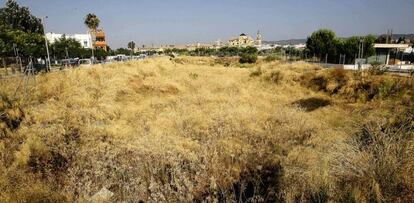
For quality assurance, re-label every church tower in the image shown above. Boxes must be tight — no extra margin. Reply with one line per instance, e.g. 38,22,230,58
256,30,262,46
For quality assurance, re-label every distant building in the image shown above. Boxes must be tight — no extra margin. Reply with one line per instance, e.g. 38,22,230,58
46,29,108,51
282,43,306,50
93,29,108,51
229,33,255,47
373,43,410,65
46,32,93,49
215,39,222,47
255,30,262,46
228,31,263,47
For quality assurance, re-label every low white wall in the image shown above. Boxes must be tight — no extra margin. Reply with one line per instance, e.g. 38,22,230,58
343,64,371,70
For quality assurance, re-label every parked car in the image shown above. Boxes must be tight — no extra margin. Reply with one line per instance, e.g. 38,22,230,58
115,54,128,61
60,59,79,69
78,59,93,66
24,63,48,74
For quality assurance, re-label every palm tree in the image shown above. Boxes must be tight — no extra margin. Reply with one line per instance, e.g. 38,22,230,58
84,13,100,61
128,41,136,58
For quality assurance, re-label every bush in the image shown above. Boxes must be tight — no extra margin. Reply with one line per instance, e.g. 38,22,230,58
264,55,281,62
214,57,237,67
249,67,263,77
378,78,395,98
239,53,258,64
300,68,414,103
329,69,348,85
264,70,283,84
369,62,387,75
300,72,328,91
0,93,24,134
353,117,413,202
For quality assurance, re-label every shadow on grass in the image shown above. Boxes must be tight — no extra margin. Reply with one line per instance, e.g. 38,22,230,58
292,97,332,112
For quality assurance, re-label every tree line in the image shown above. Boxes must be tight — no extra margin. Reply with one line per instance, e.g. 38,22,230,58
0,1,113,64
2,0,412,65
306,29,376,64
0,0,45,59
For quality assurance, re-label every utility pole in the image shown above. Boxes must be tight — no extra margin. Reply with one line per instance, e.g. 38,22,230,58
65,47,69,59
91,47,95,64
12,43,17,73
41,16,51,72
358,39,364,59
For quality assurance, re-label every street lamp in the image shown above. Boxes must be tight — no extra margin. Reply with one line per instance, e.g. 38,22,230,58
41,16,51,71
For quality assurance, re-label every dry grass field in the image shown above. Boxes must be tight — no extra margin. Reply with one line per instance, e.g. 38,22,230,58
0,57,413,202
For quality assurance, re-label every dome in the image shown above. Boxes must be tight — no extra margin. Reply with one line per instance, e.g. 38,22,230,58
240,33,246,36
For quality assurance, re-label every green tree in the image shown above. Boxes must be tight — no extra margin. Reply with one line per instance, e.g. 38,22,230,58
339,35,376,63
115,48,130,55
50,35,83,59
0,23,8,56
84,13,100,59
84,13,100,32
94,49,108,59
0,1,45,58
340,36,359,62
239,53,258,64
0,0,43,34
127,41,136,51
306,29,339,60
128,41,136,56
240,46,258,55
363,34,376,58
376,35,388,43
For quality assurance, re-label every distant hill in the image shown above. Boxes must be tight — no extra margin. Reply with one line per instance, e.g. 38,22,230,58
263,39,306,45
264,34,414,45
388,34,414,40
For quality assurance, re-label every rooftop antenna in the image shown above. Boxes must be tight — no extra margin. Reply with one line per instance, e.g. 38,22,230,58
386,29,394,44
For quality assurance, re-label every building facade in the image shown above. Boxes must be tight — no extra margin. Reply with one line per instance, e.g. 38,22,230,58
228,33,255,47
255,30,262,46
46,29,108,51
228,31,263,47
93,29,108,51
46,32,93,49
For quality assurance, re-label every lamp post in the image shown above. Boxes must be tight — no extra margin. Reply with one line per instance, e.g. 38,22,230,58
41,16,51,71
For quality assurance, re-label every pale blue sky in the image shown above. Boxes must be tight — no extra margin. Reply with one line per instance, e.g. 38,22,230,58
14,0,414,48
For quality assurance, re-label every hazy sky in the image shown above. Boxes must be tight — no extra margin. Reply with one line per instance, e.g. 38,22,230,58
15,0,414,48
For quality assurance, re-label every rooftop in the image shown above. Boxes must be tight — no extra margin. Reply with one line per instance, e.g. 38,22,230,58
374,43,410,49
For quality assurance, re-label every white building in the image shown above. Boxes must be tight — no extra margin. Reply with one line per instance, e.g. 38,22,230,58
281,43,306,49
46,32,93,49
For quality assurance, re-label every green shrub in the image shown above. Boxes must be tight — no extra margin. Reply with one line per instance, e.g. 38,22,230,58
369,62,387,75
239,53,258,64
378,78,395,98
264,55,281,62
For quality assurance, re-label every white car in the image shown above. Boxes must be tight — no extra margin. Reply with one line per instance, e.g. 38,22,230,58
78,59,93,66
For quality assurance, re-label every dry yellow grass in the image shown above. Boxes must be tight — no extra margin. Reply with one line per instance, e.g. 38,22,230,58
0,57,412,202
